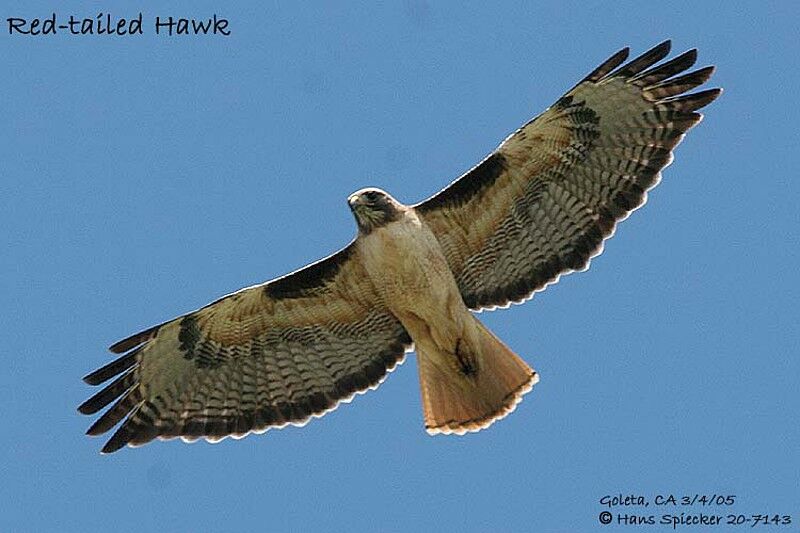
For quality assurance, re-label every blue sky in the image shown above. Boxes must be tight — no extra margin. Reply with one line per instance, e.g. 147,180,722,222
2,2,798,531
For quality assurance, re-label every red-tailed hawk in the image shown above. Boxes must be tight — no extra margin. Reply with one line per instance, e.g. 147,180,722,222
80,41,720,453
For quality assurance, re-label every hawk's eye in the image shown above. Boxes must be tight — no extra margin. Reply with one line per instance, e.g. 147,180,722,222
364,191,379,203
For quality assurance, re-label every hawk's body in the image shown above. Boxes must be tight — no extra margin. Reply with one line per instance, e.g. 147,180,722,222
361,205,461,340
80,41,720,453
357,200,537,433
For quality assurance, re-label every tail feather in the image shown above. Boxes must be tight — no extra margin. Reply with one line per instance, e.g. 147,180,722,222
418,317,538,435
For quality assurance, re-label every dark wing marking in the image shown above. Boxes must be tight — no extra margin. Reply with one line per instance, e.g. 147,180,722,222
264,245,354,300
80,241,412,453
416,41,721,310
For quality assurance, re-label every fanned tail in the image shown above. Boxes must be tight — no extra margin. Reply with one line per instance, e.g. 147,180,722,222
418,316,538,435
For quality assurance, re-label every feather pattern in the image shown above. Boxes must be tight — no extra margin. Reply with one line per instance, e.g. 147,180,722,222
417,41,720,310
81,241,412,453
80,41,720,452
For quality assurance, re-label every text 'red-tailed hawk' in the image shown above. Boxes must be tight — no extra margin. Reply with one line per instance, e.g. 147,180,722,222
80,41,720,453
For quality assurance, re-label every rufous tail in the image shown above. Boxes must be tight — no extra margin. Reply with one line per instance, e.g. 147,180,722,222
417,316,538,435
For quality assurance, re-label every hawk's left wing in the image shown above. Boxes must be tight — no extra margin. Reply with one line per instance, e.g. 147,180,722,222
416,41,720,310
79,242,412,453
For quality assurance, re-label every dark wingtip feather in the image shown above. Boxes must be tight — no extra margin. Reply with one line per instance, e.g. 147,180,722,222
83,373,103,386
688,65,715,84
86,411,118,436
612,40,672,78
100,435,128,454
644,66,716,100
87,415,117,436
582,46,630,83
109,325,159,354
662,87,722,112
632,49,698,86
83,350,138,385
78,371,134,415
99,410,140,453
85,388,139,436
99,402,162,453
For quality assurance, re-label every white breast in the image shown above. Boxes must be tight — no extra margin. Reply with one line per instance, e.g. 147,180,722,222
359,210,462,321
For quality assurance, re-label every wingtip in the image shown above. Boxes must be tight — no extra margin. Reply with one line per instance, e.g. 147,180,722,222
100,442,124,455
100,431,129,454
582,46,630,83
682,87,723,110
650,39,672,57
108,339,133,354
654,39,673,58
708,87,724,105
611,40,675,79
77,401,95,415
687,65,717,86
108,324,160,354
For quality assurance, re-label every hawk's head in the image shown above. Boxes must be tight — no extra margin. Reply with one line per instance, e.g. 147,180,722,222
348,188,403,234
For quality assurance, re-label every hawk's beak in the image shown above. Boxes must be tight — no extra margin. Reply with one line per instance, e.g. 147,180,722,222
348,195,362,209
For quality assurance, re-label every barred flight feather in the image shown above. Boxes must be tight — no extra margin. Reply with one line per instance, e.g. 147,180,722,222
417,40,720,311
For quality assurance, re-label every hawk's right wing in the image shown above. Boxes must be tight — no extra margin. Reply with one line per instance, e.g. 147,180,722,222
79,241,412,453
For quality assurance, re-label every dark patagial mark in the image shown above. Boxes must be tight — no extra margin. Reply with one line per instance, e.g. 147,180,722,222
265,244,354,300
417,152,508,213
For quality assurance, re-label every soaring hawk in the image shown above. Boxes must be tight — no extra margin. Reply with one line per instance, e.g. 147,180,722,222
80,41,720,453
